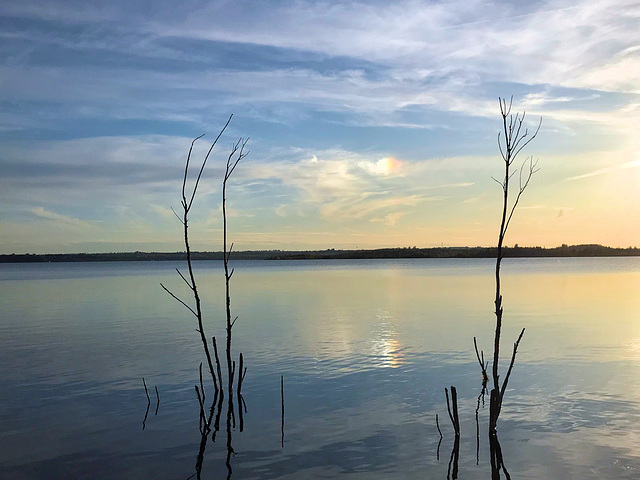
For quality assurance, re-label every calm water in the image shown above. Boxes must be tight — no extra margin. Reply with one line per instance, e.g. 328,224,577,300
1,257,639,479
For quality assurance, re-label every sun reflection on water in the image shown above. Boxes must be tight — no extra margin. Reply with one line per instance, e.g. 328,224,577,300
369,311,404,368
623,337,640,362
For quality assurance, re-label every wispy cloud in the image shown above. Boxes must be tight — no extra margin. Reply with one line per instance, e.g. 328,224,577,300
30,207,90,226
564,159,640,181
371,212,408,227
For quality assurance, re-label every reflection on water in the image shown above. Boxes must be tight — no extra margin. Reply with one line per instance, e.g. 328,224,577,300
1,258,640,478
369,314,405,368
489,432,511,480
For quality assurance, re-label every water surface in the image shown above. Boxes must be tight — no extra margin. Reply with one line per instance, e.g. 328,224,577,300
1,258,639,478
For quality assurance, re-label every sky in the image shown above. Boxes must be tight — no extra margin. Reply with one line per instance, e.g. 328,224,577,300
0,0,639,254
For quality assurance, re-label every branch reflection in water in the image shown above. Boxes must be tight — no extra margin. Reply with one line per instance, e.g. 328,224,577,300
489,431,511,480
188,352,254,480
444,386,461,480
141,377,159,431
437,379,513,479
188,382,244,480
447,432,460,480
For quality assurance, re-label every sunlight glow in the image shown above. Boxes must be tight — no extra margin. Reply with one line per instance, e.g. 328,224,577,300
361,157,404,176
369,321,404,368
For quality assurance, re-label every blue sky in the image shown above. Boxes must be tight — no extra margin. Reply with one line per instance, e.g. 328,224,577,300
1,0,639,253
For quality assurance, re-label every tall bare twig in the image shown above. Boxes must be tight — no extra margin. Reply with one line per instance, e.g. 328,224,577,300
160,116,233,396
444,386,460,436
222,137,249,400
486,97,541,434
281,375,285,448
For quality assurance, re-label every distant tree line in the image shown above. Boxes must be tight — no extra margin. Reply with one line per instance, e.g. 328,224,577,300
2,244,638,263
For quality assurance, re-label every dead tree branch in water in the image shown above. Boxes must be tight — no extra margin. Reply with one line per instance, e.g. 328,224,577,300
160,116,233,396
222,137,249,401
281,375,285,448
445,386,460,436
436,413,443,460
486,97,541,434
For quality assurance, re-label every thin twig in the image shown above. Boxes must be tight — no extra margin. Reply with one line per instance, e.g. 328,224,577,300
281,375,285,448
500,327,526,398
143,377,151,404
160,283,197,317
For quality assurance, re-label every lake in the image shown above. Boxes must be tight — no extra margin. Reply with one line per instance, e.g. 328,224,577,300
1,257,639,479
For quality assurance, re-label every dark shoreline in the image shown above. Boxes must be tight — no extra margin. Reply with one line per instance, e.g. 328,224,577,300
1,244,638,263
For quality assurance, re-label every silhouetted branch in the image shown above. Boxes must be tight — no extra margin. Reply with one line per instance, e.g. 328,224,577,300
176,268,193,290
163,119,240,397
474,337,489,386
212,336,223,394
490,431,512,480
500,327,525,399
142,377,151,430
160,283,197,317
199,363,205,403
444,386,460,436
436,413,443,460
191,395,221,480
487,97,540,434
195,386,207,435
222,136,248,418
237,353,246,432
447,434,460,480
143,377,151,403
281,375,285,448
187,116,232,212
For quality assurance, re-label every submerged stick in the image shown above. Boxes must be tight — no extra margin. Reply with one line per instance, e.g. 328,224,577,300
281,375,285,448
436,413,443,461
142,378,151,430
143,377,151,404
213,336,224,394
444,387,460,436
199,362,205,403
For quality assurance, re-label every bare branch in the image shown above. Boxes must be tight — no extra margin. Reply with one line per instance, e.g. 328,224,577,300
445,387,455,430
489,97,540,435
473,337,489,384
503,157,539,235
187,115,233,211
170,207,184,224
491,176,504,188
176,268,193,290
199,362,205,403
194,385,207,433
500,328,526,398
226,242,234,263
182,134,206,207
212,336,223,389
512,117,542,159
160,283,197,317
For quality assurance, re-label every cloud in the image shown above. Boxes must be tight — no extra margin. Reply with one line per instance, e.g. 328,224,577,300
370,212,407,227
242,148,478,226
2,0,638,131
564,159,640,181
30,207,90,226
151,204,176,219
359,157,404,176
